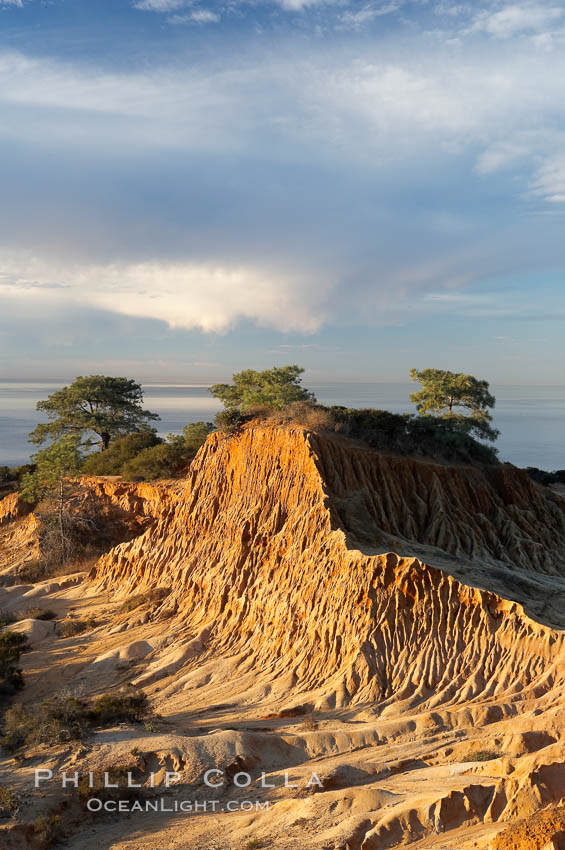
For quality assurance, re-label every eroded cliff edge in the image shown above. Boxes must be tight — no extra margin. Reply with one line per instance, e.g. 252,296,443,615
87,427,565,711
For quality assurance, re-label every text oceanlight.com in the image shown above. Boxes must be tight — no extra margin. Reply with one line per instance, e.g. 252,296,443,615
86,799,271,813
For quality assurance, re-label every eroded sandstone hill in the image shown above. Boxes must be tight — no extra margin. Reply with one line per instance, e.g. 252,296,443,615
4,426,565,850
89,427,565,714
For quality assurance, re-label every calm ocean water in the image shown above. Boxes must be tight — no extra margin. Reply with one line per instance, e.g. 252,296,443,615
1,381,564,470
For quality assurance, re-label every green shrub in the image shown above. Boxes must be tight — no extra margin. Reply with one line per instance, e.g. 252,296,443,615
27,813,65,847
526,467,565,486
89,688,149,725
1,687,150,753
24,608,57,621
0,631,29,700
117,587,169,613
215,408,246,432
215,401,495,464
328,407,499,465
120,422,213,482
77,761,144,804
121,442,185,481
181,421,214,452
0,784,19,817
56,617,97,638
0,464,34,494
467,750,500,762
34,695,92,745
12,559,60,585
1,703,41,751
82,422,213,482
266,401,335,431
0,609,17,628
82,430,162,476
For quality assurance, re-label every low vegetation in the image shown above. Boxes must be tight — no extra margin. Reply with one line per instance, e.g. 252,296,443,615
25,812,66,848
12,558,76,586
81,430,162,475
120,440,186,481
526,467,565,486
299,714,318,732
262,400,335,431
0,608,56,628
77,760,145,805
0,464,33,496
216,402,498,465
121,422,214,481
117,587,169,613
467,749,501,762
56,616,97,638
327,407,499,464
210,365,499,464
1,687,150,752
79,421,212,482
0,784,19,818
88,689,149,725
26,608,57,621
0,631,29,703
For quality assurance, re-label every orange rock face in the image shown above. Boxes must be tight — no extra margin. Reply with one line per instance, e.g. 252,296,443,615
89,427,565,712
0,492,32,527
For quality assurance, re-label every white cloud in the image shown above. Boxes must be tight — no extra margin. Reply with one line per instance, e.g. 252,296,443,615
133,0,328,11
3,43,565,197
170,8,220,22
0,0,23,6
274,0,329,10
0,43,560,147
475,140,531,174
133,0,188,10
433,2,469,16
0,254,333,333
2,21,565,347
191,9,220,21
339,2,401,29
531,155,565,203
470,4,564,39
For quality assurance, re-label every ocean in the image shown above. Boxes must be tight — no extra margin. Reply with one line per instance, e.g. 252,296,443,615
1,381,564,471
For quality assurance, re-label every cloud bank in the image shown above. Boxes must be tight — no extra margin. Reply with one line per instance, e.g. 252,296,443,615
2,3,565,348
0,254,333,333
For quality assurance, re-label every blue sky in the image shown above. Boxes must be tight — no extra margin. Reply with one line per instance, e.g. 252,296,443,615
1,0,565,383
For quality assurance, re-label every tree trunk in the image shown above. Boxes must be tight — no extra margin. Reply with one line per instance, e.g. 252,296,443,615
100,432,110,451
58,478,66,564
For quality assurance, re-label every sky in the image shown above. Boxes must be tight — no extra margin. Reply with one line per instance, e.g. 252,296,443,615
0,0,565,384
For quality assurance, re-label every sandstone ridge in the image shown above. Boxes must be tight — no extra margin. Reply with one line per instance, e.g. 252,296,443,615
4,426,565,850
87,427,565,710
